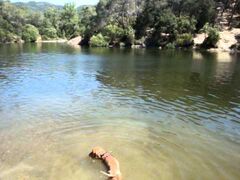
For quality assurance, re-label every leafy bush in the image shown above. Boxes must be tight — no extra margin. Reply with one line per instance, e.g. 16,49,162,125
165,42,176,49
90,33,108,47
103,24,125,45
22,24,40,42
201,23,220,48
41,27,58,39
175,33,194,48
0,29,19,43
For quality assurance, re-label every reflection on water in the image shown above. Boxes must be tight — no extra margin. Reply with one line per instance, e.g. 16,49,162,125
0,43,240,180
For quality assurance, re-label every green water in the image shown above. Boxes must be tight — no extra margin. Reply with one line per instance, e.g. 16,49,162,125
0,43,240,180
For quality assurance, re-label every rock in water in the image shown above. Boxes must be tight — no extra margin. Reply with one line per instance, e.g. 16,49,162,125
67,36,82,46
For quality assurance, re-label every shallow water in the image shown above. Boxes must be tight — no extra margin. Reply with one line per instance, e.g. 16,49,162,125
0,43,240,180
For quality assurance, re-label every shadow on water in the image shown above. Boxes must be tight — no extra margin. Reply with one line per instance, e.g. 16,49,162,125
93,48,240,106
0,43,81,56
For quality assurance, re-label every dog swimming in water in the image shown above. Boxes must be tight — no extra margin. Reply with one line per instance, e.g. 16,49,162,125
89,146,122,180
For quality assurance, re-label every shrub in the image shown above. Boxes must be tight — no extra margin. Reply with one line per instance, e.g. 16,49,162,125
102,23,124,45
201,23,220,48
22,24,40,42
0,29,19,43
175,33,194,48
41,27,57,39
165,42,176,49
90,33,108,47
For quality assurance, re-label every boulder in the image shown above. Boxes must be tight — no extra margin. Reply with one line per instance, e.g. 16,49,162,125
67,36,82,46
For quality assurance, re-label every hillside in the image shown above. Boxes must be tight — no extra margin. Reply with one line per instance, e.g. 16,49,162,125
13,1,62,11
13,1,93,12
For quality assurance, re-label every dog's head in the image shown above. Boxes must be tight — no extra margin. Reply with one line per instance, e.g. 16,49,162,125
89,146,106,158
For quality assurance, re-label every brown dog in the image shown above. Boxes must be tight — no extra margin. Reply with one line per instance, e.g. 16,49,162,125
89,147,122,180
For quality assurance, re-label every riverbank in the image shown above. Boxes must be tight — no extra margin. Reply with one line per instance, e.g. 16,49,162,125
1,33,240,54
36,39,67,43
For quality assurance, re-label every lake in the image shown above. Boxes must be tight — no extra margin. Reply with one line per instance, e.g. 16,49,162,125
0,43,240,180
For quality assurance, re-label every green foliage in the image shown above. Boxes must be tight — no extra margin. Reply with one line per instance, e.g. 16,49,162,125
142,9,196,47
59,3,79,39
156,9,178,35
165,42,176,49
0,28,19,43
100,23,135,47
90,33,108,47
44,8,60,29
27,12,44,28
188,0,216,30
22,24,39,42
41,27,57,39
0,16,14,33
168,0,216,30
176,16,196,34
78,6,96,34
175,33,194,48
122,26,135,46
102,23,124,44
144,9,178,47
0,1,28,36
201,23,220,48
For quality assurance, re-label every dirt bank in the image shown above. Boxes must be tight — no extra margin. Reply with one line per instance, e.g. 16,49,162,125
194,28,240,53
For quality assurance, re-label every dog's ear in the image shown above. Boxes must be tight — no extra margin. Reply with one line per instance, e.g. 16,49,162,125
89,152,95,158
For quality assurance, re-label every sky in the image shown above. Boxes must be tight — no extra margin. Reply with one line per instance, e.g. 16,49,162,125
11,0,99,6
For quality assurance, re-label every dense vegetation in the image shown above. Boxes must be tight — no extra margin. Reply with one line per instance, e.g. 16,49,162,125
0,0,239,48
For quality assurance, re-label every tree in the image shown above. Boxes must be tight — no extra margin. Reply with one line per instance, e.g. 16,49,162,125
78,6,96,35
183,0,216,30
22,24,39,42
26,12,44,28
59,3,79,39
44,8,60,29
